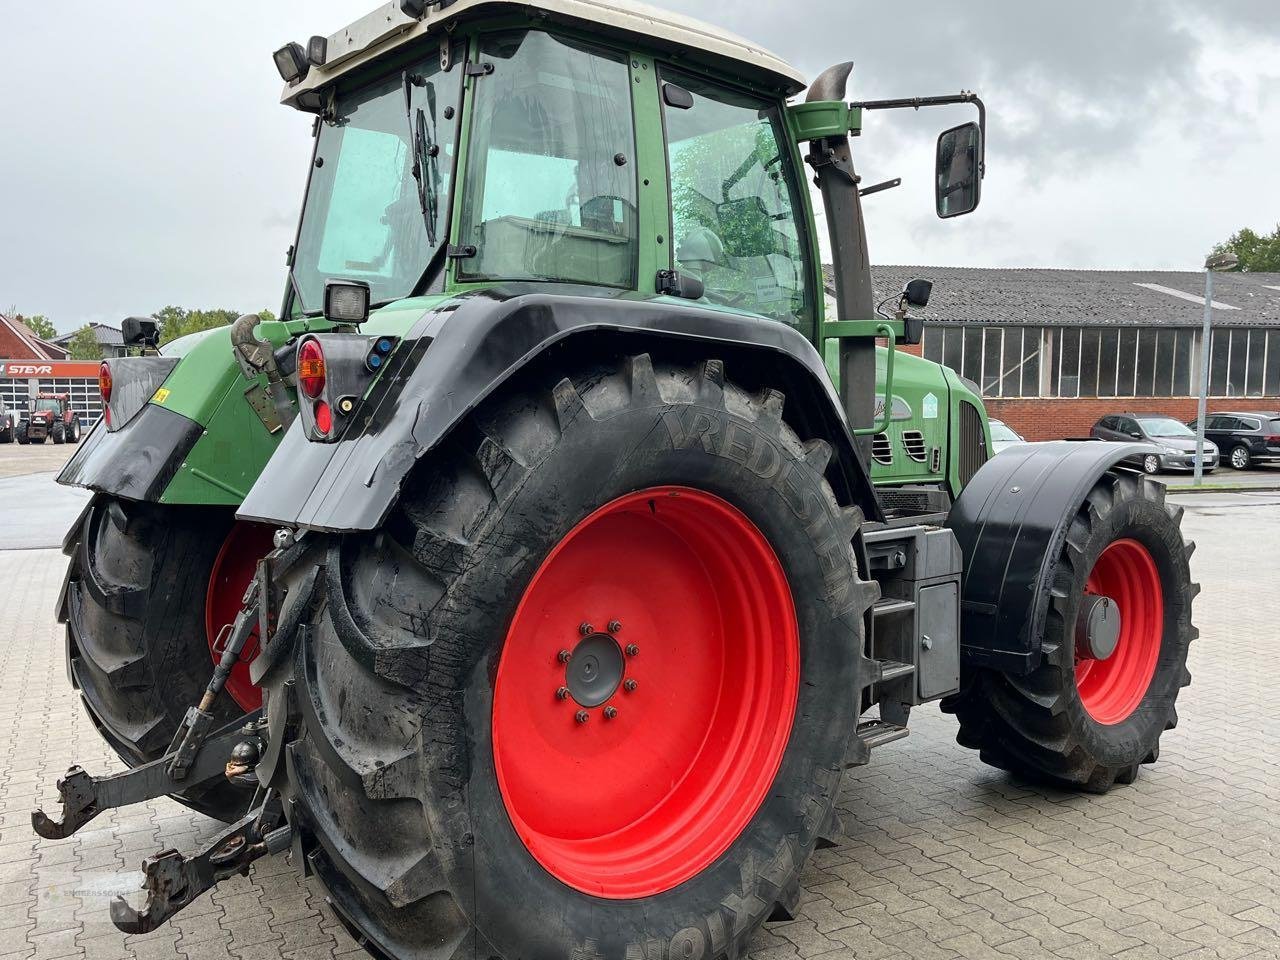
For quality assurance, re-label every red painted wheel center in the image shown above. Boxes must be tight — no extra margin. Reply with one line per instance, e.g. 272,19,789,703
493,487,799,899
205,522,276,712
1076,538,1163,725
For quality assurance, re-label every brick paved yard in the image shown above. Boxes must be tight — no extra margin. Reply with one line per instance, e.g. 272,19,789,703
3,494,1279,960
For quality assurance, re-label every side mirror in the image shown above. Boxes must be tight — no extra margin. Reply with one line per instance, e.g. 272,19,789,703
121,316,160,348
936,122,982,218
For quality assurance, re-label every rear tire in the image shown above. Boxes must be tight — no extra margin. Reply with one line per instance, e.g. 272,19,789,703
943,473,1194,792
62,497,263,820
259,354,876,959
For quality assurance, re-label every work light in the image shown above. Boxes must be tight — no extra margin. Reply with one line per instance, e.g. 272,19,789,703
307,36,328,67
324,279,371,325
273,42,309,84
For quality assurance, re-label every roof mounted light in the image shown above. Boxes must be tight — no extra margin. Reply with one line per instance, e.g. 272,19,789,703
400,0,430,18
307,36,328,67
273,42,309,84
324,279,371,325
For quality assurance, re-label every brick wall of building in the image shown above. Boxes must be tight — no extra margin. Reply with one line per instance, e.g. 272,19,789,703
0,324,36,358
984,397,1280,441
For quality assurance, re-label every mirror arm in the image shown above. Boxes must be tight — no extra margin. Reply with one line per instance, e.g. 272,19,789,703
850,91,986,178
859,177,901,198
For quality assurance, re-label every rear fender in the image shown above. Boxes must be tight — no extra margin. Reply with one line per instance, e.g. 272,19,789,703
945,440,1159,674
237,285,882,531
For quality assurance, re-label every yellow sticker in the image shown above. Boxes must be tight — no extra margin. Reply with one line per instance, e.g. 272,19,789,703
152,387,171,405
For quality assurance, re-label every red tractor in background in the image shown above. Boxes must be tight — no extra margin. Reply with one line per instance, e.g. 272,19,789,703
17,393,81,444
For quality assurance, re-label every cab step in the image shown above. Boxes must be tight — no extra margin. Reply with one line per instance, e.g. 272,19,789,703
872,598,916,618
856,719,910,750
876,660,915,683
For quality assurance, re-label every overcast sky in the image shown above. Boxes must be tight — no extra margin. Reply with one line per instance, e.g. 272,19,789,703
2,1,1277,334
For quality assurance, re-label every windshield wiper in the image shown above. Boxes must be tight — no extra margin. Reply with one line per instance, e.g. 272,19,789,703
403,71,441,246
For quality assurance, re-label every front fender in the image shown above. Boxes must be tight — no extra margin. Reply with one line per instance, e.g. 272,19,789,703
945,440,1159,674
238,284,880,531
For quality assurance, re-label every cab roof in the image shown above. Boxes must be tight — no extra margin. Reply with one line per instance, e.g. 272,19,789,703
281,0,807,110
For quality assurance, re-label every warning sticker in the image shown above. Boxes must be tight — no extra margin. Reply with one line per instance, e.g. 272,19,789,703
152,387,171,405
922,392,938,419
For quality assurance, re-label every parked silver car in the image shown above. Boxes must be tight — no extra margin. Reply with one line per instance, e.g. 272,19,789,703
989,418,1026,455
1090,413,1217,475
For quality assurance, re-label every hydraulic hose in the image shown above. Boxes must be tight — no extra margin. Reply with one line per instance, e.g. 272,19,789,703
230,313,296,429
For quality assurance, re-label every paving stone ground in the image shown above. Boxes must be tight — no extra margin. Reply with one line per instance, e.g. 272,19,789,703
2,495,1278,960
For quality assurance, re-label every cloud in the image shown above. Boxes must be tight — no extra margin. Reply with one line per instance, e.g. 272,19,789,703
0,1,1277,330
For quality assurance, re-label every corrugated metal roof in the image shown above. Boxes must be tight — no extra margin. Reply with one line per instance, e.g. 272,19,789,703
823,266,1280,328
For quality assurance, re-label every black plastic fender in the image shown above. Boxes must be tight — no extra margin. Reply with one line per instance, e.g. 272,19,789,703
237,284,881,531
57,406,204,503
945,440,1159,675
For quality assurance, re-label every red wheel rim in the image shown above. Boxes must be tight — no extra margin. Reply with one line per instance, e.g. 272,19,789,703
205,522,276,712
1076,538,1163,725
493,487,799,899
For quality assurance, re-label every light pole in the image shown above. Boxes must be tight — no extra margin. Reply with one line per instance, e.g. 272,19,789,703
1194,251,1240,485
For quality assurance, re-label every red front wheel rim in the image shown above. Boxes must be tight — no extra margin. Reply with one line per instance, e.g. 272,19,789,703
205,522,276,712
493,487,800,899
1076,538,1163,725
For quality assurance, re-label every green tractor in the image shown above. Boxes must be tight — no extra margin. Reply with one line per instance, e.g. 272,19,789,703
39,1,1196,957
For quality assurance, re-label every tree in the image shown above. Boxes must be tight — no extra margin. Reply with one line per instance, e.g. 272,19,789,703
154,306,280,346
66,325,104,361
1209,225,1280,273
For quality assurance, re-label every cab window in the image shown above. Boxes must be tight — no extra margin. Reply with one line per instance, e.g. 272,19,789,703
457,31,638,288
661,70,812,329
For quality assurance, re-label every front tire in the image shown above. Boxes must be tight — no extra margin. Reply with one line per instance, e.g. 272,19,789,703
1141,453,1161,475
62,497,271,820
943,473,1194,792
1230,445,1251,470
16,422,28,444
260,354,876,959
52,422,65,444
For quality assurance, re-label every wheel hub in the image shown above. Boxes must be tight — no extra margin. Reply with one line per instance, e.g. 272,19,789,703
564,633,625,707
1076,594,1121,662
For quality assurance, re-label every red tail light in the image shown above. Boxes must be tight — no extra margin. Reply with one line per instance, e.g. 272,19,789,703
314,400,333,435
298,340,327,399
1266,435,1280,444
99,362,113,403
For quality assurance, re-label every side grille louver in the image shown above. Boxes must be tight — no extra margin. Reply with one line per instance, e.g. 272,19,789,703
872,433,892,465
902,430,927,462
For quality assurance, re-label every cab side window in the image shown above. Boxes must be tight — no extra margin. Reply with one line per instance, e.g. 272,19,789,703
660,70,812,329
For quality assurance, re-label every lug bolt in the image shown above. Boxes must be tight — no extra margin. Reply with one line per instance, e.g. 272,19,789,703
556,687,570,700
624,679,638,693
575,711,590,724
604,706,618,720
579,622,594,636
626,644,640,657
558,649,572,664
608,620,622,634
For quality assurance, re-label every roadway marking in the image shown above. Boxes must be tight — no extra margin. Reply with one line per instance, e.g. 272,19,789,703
1133,283,1241,310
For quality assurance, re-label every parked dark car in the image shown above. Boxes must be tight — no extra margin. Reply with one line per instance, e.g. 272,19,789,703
1188,411,1280,470
1090,413,1217,475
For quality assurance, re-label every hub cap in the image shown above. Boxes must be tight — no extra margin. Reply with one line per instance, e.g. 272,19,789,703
493,487,799,899
205,522,276,712
1075,538,1163,725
